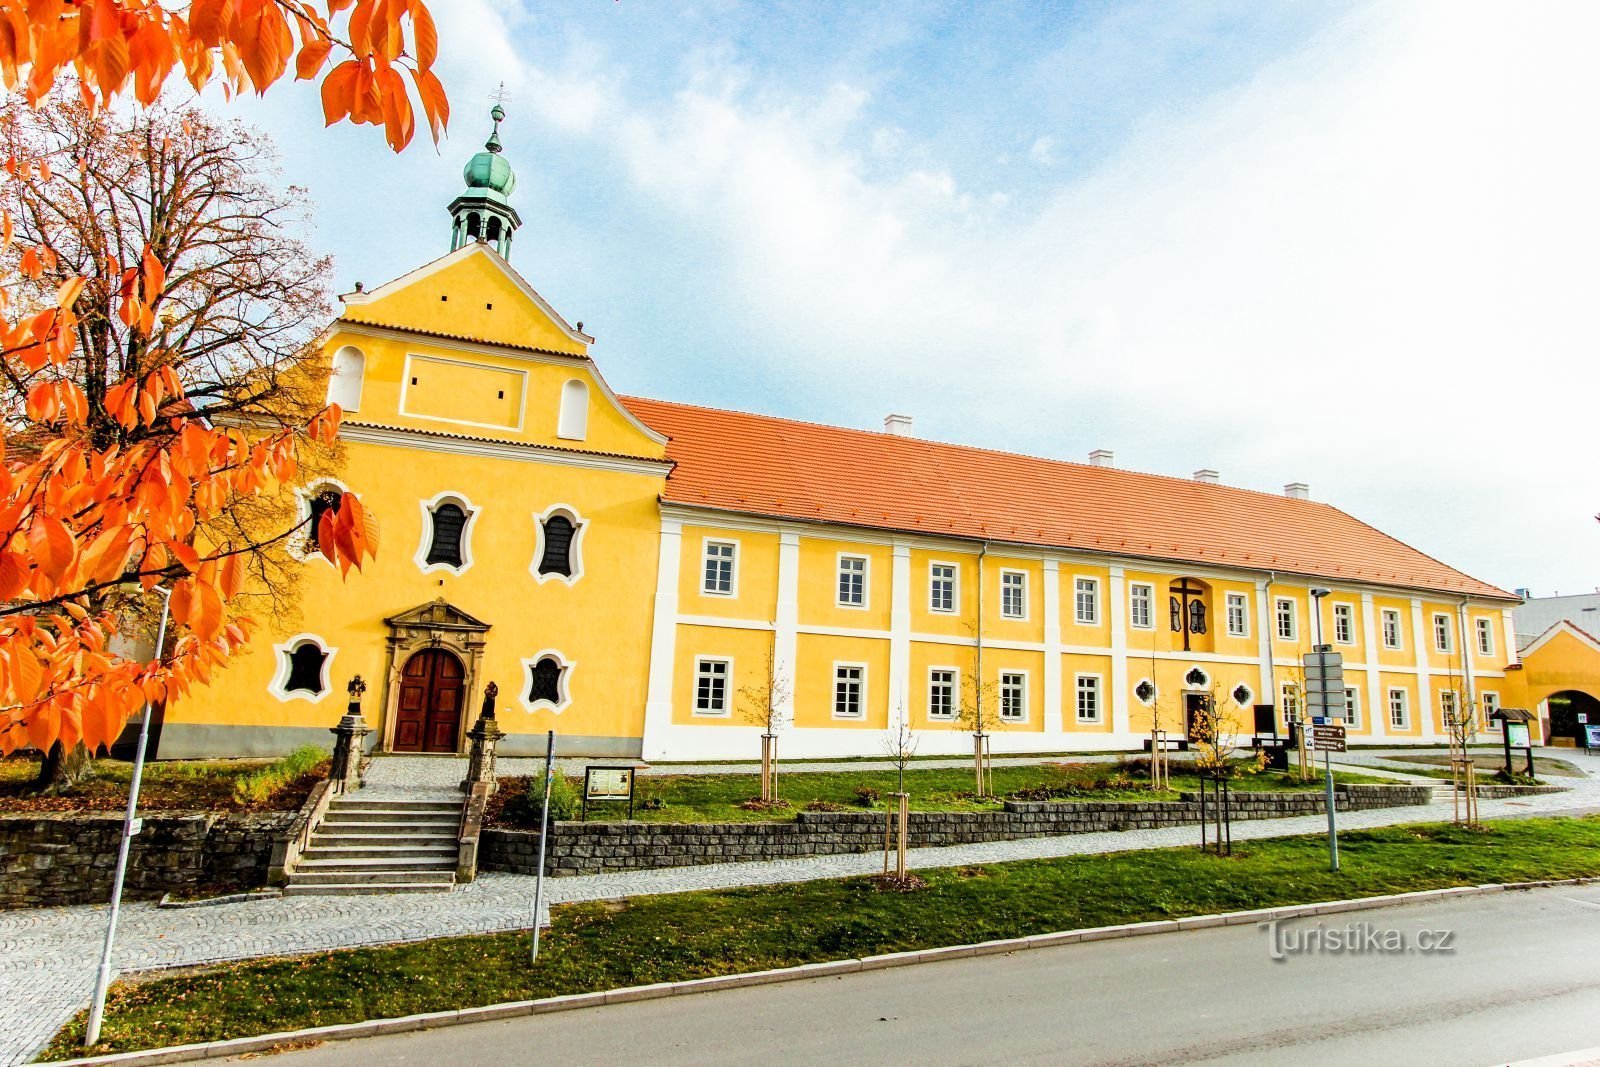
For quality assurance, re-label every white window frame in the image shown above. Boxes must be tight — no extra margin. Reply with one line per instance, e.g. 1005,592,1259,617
927,666,958,720
1332,602,1355,646
1225,593,1249,638
289,477,355,565
268,633,337,704
1073,576,1100,625
1074,673,1103,723
1000,569,1029,620
413,489,481,577
1343,687,1361,728
1433,613,1453,653
1275,597,1297,641
692,656,733,717
530,502,588,586
928,561,959,615
1381,608,1403,651
701,538,739,597
1439,689,1460,722
999,670,1029,722
1129,583,1154,630
832,662,868,720
1476,618,1495,657
1480,689,1501,727
1280,681,1302,719
519,648,576,715
836,552,869,610
1388,687,1410,729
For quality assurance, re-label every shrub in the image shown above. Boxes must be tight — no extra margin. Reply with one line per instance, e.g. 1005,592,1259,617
501,774,580,827
231,746,328,806
804,799,847,812
853,785,882,807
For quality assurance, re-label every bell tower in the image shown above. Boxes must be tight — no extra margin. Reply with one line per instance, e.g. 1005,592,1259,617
449,104,521,259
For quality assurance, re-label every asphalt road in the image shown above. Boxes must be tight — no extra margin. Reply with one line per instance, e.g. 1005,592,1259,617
270,884,1600,1067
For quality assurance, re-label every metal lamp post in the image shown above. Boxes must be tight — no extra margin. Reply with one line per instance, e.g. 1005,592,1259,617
1309,586,1338,872
84,584,173,1048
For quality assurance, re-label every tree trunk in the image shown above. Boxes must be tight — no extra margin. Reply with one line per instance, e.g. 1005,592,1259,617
32,741,93,793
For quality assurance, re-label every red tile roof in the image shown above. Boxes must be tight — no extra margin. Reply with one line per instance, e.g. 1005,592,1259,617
620,396,1514,602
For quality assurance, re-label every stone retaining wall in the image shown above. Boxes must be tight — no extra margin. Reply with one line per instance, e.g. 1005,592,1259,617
0,811,293,909
482,784,1438,877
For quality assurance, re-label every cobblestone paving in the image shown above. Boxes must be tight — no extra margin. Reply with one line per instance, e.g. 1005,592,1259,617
6,748,1592,1066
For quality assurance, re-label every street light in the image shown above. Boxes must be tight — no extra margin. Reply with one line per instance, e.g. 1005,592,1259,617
1308,586,1338,871
84,583,173,1048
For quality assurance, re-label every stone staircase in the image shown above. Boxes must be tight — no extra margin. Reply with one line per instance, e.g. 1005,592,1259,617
285,794,461,895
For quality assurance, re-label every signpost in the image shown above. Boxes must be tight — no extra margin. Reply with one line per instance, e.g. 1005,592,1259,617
1307,589,1342,872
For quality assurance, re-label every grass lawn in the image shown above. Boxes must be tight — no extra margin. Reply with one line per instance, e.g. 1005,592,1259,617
48,815,1600,1059
0,749,328,814
488,760,1389,827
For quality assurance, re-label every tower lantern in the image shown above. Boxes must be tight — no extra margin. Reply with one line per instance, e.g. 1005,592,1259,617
449,103,521,258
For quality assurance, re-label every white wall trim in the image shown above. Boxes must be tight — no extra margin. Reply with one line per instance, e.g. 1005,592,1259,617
288,477,355,565
699,536,741,598
529,502,588,586
1361,592,1388,739
640,519,683,760
338,421,673,477
1043,559,1064,735
267,633,337,704
1412,598,1436,740
1109,565,1131,735
889,541,912,723
412,489,481,577
519,649,575,714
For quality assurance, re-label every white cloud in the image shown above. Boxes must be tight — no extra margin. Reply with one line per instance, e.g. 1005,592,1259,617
1028,134,1057,165
504,0,1600,592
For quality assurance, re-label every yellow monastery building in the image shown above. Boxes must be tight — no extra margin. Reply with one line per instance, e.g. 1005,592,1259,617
159,112,1594,761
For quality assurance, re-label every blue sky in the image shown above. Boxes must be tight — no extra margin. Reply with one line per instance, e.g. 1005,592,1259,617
221,0,1598,597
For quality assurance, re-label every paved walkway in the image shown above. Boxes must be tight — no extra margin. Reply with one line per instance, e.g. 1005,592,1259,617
5,747,1594,1066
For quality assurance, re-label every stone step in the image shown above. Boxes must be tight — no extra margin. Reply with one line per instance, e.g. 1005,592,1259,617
306,833,456,850
314,822,459,839
323,810,460,825
331,798,462,814
291,868,456,886
284,882,454,896
301,845,458,863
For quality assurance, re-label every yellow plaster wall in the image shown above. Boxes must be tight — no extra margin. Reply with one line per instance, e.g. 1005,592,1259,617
677,525,780,622
797,538,892,631
794,634,890,730
979,647,1045,733
910,549,978,638
1059,564,1110,647
1373,597,1412,668
670,625,776,727
909,640,976,733
1062,652,1114,734
983,555,1044,645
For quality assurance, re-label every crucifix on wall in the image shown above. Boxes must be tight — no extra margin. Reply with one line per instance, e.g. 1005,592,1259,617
1169,577,1207,651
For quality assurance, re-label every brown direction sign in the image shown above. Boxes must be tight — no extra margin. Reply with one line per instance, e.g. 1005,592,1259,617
1310,724,1347,752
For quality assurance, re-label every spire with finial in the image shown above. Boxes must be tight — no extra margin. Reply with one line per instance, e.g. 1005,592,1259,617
448,88,522,259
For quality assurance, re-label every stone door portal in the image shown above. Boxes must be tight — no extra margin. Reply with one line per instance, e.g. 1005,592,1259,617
393,648,466,753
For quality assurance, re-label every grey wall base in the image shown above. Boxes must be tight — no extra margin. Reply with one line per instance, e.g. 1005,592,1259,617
155,722,639,760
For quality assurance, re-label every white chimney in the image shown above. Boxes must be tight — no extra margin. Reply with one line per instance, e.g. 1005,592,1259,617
1193,469,1220,484
1088,449,1114,467
884,413,914,437
1284,482,1310,500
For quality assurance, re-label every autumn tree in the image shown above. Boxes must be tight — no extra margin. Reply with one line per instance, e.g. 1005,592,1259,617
737,643,791,804
0,1,443,766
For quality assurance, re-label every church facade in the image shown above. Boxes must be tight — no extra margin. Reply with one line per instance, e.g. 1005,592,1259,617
160,112,1548,761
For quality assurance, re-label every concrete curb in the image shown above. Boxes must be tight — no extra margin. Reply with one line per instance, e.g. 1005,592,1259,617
49,876,1599,1067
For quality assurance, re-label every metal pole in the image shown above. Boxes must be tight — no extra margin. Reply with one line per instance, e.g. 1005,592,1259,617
1311,591,1338,873
530,730,556,964
85,586,171,1048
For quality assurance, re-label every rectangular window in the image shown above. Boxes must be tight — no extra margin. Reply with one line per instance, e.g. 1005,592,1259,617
1073,577,1100,625
1000,570,1027,619
1343,687,1361,728
1381,609,1402,650
1388,688,1409,729
1280,682,1301,720
837,554,867,608
929,562,957,614
833,664,865,719
1275,598,1297,641
702,540,737,596
1075,675,1102,723
1476,618,1494,657
999,671,1027,721
1129,583,1154,629
1332,603,1354,645
928,668,957,720
1480,691,1500,727
1440,690,1459,723
1226,593,1248,637
693,658,731,716
1434,613,1452,653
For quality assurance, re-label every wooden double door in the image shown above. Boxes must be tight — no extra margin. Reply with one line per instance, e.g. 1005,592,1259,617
393,648,465,753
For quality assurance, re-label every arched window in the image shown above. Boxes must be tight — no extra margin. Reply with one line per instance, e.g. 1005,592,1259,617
292,480,351,561
326,345,365,413
466,212,482,240
486,216,502,242
1233,684,1253,707
557,379,589,441
415,492,478,574
521,650,574,713
1135,679,1157,705
270,634,336,702
531,505,586,585
1185,666,1210,688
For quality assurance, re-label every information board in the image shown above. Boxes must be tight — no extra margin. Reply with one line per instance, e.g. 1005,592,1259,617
1505,722,1531,749
585,767,633,801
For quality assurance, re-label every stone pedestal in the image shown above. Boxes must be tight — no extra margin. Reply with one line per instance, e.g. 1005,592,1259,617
329,675,370,792
462,681,503,795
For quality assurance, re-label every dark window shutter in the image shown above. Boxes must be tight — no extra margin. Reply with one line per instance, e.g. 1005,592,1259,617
285,643,327,695
427,503,467,567
306,489,343,552
539,514,576,576
527,657,563,705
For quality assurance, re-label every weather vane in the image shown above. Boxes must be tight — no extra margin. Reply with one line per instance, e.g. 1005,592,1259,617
489,82,511,106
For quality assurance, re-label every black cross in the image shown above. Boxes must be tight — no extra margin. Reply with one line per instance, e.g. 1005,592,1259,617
1169,578,1206,652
